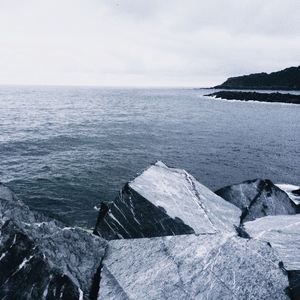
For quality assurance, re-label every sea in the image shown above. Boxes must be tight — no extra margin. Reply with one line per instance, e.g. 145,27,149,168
1,86,299,228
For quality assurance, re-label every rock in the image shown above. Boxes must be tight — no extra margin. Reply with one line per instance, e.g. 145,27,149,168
205,91,300,105
0,183,16,202
94,161,241,239
244,214,300,271
215,179,298,223
99,234,289,299
0,183,107,299
0,221,81,300
244,215,300,300
276,184,300,206
0,183,51,227
288,271,300,300
2,167,298,299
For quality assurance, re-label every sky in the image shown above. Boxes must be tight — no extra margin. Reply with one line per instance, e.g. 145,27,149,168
0,0,299,87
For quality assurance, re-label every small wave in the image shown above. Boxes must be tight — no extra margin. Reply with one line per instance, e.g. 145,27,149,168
276,183,300,205
93,206,100,211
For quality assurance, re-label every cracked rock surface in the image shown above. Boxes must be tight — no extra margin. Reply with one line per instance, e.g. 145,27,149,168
99,234,289,300
95,161,241,239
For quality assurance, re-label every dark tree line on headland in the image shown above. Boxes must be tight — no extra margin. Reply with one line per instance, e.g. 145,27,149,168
214,66,300,90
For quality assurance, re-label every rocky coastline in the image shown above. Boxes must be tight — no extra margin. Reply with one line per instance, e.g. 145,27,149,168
205,91,300,105
1,162,300,299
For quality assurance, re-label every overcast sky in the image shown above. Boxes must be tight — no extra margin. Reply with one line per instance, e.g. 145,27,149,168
0,0,299,87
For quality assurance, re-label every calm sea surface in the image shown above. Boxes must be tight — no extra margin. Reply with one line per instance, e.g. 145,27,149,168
0,86,299,228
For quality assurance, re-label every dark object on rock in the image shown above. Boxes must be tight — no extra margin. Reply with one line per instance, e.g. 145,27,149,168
288,271,300,300
205,91,300,105
216,179,298,223
214,66,300,90
93,202,109,236
235,225,250,239
293,189,300,196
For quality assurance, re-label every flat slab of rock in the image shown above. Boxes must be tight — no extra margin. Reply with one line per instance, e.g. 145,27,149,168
99,234,289,300
95,162,241,239
216,179,298,223
245,215,300,299
244,214,300,270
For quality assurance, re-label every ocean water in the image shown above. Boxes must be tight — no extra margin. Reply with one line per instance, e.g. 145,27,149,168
0,86,299,228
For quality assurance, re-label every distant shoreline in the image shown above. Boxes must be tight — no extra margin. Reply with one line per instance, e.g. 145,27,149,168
205,91,300,105
213,66,300,91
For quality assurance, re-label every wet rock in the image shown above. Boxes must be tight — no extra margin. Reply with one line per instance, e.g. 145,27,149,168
216,179,298,223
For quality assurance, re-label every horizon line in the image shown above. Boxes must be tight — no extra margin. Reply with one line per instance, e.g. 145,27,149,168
0,83,212,89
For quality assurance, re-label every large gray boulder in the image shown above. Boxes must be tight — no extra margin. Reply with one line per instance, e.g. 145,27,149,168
0,183,107,299
99,234,289,299
215,179,298,223
94,162,241,239
1,165,297,300
93,163,293,299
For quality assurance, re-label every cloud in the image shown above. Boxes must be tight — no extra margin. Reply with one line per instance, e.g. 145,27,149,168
0,0,299,86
